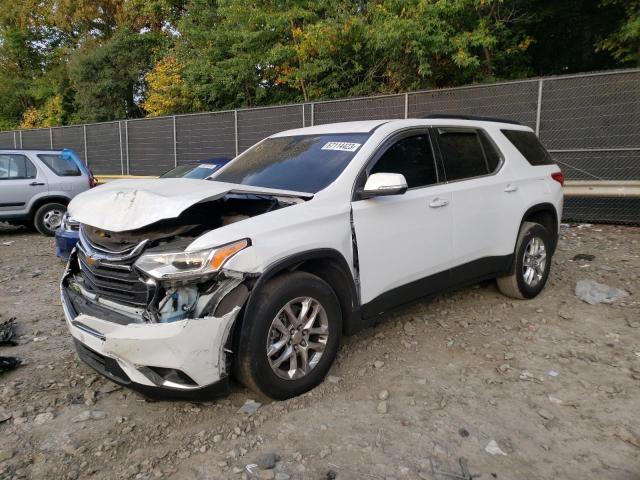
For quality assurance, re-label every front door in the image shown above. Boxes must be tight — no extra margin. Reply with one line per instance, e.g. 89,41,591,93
351,131,454,316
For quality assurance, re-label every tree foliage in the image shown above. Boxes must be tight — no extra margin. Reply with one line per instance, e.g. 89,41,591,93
0,0,636,128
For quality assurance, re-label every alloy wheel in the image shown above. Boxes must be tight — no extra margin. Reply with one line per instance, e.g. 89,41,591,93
266,296,329,380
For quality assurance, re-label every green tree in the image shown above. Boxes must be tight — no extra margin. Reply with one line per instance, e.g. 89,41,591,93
597,0,640,66
69,28,164,122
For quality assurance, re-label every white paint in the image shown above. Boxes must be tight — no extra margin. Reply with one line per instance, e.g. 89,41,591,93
67,177,312,232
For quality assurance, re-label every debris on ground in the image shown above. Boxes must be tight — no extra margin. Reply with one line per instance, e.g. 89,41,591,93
573,254,595,261
575,279,629,305
0,317,16,345
238,399,262,415
0,356,21,373
484,440,507,456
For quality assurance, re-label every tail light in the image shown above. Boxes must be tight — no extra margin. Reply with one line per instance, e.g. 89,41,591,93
88,169,97,188
551,171,564,187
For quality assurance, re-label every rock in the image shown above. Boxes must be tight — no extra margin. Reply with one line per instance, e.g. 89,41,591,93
255,453,279,470
575,280,629,305
403,322,416,336
72,410,106,422
484,440,507,456
377,401,388,414
213,434,222,443
378,390,389,400
319,446,331,459
84,389,96,406
257,471,275,480
504,352,515,360
34,412,54,425
626,317,640,329
558,310,573,320
326,375,342,384
458,428,469,438
238,399,262,415
0,409,12,423
275,473,290,480
373,360,385,369
537,409,553,420
573,253,595,261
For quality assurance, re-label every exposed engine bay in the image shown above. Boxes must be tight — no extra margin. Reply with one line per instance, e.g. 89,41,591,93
63,193,299,325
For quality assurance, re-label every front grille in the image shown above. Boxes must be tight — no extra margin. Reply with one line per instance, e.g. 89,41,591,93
77,249,149,308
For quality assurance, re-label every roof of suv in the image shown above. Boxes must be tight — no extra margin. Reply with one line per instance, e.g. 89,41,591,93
272,117,531,137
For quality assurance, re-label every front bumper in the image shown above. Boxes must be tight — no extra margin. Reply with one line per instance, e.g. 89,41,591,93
61,263,239,400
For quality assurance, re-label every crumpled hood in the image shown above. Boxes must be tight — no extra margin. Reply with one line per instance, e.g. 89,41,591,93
67,178,312,232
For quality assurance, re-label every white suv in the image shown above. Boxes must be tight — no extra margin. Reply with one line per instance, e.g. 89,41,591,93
61,116,563,400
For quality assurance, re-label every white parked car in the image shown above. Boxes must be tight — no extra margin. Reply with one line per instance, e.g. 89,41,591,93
61,116,563,400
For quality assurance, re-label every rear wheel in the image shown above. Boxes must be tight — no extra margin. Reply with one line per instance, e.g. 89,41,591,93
34,203,66,236
497,221,553,299
234,271,342,400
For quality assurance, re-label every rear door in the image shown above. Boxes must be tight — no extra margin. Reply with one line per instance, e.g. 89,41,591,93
351,130,454,314
0,153,47,216
433,127,519,271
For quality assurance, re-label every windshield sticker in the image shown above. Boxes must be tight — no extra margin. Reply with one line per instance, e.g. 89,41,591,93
198,164,220,170
321,142,361,152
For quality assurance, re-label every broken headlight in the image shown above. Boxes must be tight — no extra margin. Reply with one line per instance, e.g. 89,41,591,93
134,239,249,280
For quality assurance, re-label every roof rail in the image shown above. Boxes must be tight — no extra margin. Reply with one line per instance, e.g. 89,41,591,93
421,113,523,126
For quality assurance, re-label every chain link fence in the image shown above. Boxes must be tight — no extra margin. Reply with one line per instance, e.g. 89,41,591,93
1,69,638,223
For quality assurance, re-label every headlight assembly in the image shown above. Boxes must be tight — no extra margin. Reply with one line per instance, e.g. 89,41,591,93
134,239,250,280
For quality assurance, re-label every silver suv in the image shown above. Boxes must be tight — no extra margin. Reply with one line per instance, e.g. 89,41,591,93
0,149,95,235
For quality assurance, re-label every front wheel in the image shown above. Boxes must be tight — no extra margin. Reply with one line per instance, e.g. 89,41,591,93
234,271,342,400
34,202,66,236
497,221,553,299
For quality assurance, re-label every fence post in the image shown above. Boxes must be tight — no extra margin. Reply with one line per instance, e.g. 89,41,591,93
125,120,130,175
13,131,16,149
404,93,409,119
49,128,53,149
118,122,124,175
234,110,239,157
83,125,88,166
535,79,544,137
302,103,305,128
310,102,315,126
172,115,178,167
19,131,22,148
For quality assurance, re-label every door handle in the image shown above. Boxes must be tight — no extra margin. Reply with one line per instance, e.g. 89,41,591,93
29,182,45,186
429,197,449,208
504,184,519,193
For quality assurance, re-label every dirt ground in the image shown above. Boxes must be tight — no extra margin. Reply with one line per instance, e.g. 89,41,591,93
0,223,639,480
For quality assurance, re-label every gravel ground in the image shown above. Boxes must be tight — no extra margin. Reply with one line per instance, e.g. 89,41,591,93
0,223,639,480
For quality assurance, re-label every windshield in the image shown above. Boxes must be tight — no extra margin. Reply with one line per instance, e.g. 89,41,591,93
214,133,370,193
161,163,223,179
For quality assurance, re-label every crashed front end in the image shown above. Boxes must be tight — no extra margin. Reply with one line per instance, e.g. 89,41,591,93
61,225,251,399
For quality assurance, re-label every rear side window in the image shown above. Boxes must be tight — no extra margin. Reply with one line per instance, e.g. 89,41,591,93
37,153,82,176
0,154,37,180
370,134,438,188
501,130,554,166
436,129,489,181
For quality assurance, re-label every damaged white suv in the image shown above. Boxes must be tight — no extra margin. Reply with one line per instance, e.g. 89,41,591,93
61,116,563,400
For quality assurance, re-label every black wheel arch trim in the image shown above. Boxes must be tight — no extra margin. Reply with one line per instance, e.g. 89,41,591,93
505,202,559,275
237,248,361,337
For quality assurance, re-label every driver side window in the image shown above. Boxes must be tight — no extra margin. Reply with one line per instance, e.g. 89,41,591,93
370,134,439,189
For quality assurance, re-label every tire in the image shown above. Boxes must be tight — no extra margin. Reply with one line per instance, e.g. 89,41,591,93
234,271,342,400
34,203,66,236
497,221,553,299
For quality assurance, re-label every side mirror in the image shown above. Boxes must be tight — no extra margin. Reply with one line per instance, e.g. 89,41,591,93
356,173,408,199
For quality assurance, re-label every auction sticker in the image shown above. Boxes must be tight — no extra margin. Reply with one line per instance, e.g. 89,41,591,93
321,142,361,152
